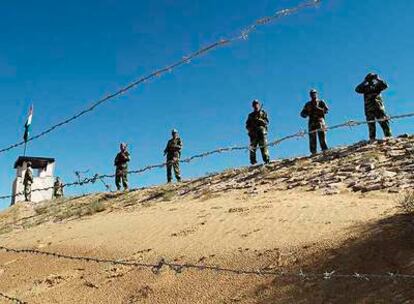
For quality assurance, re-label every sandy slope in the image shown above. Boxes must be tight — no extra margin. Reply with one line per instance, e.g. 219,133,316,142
2,137,414,304
0,184,412,304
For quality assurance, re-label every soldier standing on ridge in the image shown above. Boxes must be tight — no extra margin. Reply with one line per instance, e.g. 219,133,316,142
355,73,392,141
300,89,329,155
53,177,64,199
114,143,130,191
23,162,33,202
164,129,182,183
246,99,270,165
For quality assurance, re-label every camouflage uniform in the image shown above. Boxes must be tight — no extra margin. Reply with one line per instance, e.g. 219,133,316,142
23,166,33,202
53,178,64,198
355,75,392,140
114,149,130,191
164,136,182,183
246,109,270,164
300,99,329,154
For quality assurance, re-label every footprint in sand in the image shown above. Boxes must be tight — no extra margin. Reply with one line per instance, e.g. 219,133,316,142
237,247,250,253
211,206,223,210
171,227,197,237
197,256,207,263
105,266,131,279
127,285,154,302
132,248,153,260
228,207,249,213
253,205,272,210
32,274,72,292
173,255,186,262
241,228,262,238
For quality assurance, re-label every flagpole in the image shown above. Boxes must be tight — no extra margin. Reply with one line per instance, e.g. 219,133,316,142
23,142,27,156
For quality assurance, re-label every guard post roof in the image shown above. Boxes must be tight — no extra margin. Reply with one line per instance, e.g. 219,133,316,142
14,156,55,169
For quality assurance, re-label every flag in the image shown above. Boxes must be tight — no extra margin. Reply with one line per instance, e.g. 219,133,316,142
23,105,33,142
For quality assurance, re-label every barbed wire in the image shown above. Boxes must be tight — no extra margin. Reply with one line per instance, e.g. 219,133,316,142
0,246,413,281
1,111,414,201
0,292,27,304
0,0,321,155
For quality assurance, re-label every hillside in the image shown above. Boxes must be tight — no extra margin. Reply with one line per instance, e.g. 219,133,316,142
0,135,414,304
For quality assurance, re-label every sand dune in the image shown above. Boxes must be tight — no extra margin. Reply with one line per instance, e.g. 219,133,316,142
0,138,414,303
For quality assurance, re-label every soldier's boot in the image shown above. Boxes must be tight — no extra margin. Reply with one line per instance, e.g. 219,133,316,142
122,175,129,191
249,137,259,165
380,120,392,138
115,176,122,191
318,131,328,152
249,150,257,165
173,161,181,182
260,148,270,164
367,122,377,141
175,170,181,182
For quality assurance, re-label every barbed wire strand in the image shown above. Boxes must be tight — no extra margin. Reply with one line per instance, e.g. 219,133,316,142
0,0,321,155
0,292,27,304
1,111,413,201
0,246,413,281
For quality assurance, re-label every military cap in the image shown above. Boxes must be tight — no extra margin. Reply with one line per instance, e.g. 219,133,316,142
26,161,32,167
309,89,318,94
252,99,260,106
171,129,178,134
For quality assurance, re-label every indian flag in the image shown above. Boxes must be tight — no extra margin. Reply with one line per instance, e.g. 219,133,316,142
23,105,33,142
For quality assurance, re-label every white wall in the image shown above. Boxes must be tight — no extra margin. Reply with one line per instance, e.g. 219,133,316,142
12,176,55,204
11,162,55,205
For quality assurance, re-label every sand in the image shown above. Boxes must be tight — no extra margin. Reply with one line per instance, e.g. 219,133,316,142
0,184,412,304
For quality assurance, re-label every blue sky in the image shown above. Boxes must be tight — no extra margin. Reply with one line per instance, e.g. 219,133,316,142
0,0,413,209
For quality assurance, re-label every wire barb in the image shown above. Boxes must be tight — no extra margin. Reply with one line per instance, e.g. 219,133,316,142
323,270,335,280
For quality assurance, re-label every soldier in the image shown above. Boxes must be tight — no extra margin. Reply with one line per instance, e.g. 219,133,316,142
53,177,64,199
355,73,392,141
246,99,270,165
300,89,329,155
164,129,182,183
114,143,130,191
23,162,33,202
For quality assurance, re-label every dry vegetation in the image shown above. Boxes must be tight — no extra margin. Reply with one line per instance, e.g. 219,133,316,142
398,191,414,215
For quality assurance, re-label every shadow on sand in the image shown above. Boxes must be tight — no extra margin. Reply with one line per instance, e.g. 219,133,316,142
255,213,414,304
